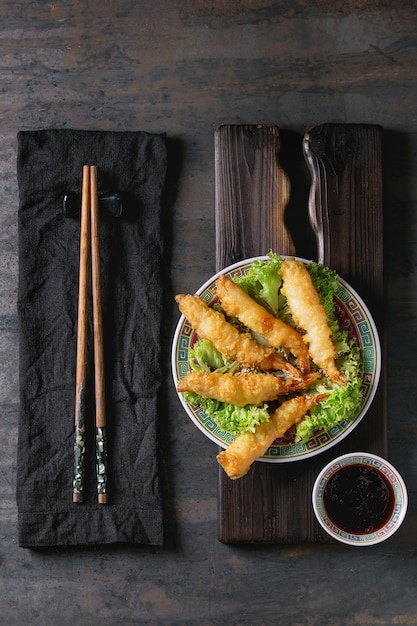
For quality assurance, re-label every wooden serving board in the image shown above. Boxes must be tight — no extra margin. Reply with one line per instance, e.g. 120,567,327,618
214,123,386,544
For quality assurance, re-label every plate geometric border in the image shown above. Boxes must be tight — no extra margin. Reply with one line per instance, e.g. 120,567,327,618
172,256,381,463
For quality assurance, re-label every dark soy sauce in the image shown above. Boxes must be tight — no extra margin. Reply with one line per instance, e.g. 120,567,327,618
323,464,395,534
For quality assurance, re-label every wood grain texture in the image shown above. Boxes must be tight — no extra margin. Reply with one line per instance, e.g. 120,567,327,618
215,124,294,266
216,123,386,544
303,123,384,318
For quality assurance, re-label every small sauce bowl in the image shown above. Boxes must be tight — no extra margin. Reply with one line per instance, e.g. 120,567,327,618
312,452,408,546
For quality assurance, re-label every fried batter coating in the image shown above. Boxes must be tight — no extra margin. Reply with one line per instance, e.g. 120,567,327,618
216,274,310,373
175,294,301,377
217,394,327,479
177,371,318,407
279,258,347,384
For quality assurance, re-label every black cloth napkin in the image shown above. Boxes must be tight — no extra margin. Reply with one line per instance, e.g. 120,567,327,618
16,129,167,547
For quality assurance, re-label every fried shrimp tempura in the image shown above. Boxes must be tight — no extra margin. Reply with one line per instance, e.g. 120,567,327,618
175,294,301,377
279,258,347,385
177,371,318,407
217,394,327,479
216,274,310,373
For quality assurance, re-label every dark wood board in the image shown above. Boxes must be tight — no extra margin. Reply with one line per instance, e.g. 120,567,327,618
215,124,295,262
215,123,386,544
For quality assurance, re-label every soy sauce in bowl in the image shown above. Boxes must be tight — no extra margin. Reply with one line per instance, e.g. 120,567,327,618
323,464,395,534
312,453,408,545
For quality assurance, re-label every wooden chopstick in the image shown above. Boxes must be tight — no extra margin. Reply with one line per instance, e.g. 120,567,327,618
72,165,90,503
90,165,108,504
72,164,108,504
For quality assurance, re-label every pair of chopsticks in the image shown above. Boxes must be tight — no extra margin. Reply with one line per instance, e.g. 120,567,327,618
72,165,108,504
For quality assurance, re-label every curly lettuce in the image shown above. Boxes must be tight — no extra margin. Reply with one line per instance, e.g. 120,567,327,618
234,251,283,315
188,338,225,372
187,338,265,435
188,338,239,374
294,341,362,442
183,392,270,436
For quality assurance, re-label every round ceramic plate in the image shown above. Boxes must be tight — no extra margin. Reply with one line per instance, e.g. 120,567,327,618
171,256,381,462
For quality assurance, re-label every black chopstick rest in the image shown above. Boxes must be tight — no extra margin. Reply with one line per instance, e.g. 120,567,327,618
63,191,123,219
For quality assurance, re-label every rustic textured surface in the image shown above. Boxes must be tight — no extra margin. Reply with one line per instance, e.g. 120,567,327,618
216,122,386,544
1,1,417,624
215,124,295,265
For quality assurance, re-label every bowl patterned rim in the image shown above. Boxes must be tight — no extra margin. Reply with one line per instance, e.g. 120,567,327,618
312,452,408,545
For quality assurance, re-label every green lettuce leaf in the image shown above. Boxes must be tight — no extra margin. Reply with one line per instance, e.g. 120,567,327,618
294,341,362,442
184,392,270,436
189,338,238,374
234,251,283,315
188,338,225,372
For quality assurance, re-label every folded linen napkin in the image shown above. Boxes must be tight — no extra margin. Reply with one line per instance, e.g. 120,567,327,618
16,129,167,547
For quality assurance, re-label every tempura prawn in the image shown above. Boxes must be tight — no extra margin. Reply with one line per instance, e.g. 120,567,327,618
279,258,347,385
177,371,318,407
217,394,327,479
216,274,310,373
175,294,301,377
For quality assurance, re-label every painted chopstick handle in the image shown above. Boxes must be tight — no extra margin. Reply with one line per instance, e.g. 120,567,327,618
96,425,108,504
72,165,91,503
72,399,86,503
